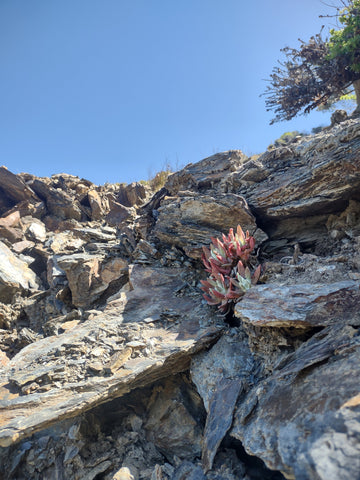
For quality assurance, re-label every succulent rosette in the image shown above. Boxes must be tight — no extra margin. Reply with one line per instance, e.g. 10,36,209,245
201,225,262,313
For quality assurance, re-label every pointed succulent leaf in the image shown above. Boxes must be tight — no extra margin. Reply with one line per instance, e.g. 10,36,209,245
203,294,220,305
211,289,226,299
202,224,262,310
252,264,262,285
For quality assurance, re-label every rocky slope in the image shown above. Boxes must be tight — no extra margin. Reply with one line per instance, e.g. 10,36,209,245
0,118,360,480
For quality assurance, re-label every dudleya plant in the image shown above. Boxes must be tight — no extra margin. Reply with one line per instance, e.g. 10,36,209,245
200,225,261,313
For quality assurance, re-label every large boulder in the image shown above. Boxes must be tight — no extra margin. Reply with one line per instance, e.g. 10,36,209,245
0,167,36,205
153,193,267,258
55,253,128,307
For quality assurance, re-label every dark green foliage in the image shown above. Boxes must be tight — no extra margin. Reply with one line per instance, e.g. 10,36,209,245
328,0,360,73
268,131,304,150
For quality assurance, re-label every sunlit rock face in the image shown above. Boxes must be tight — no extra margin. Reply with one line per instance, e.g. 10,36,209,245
0,118,360,479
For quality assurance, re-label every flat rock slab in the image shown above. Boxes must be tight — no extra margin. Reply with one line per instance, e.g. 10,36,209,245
201,377,243,473
235,280,360,328
0,265,223,447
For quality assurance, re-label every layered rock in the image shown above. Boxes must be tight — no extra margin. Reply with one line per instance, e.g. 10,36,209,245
153,192,267,258
0,265,222,448
226,120,360,242
0,241,40,303
0,119,360,479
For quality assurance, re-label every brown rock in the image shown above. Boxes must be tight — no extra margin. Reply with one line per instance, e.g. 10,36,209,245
105,200,135,226
30,179,85,221
88,189,105,220
0,240,40,302
43,216,82,233
0,225,23,243
56,253,128,307
0,351,9,368
2,199,46,219
0,211,21,228
0,211,23,243
47,231,85,254
12,240,35,254
116,182,150,207
0,167,36,205
165,150,248,195
153,193,267,258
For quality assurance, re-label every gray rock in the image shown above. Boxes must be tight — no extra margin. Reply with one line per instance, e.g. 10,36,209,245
170,461,206,480
231,325,360,480
201,377,242,473
191,332,257,473
0,265,223,447
26,221,47,243
145,376,204,460
233,119,360,241
234,281,360,328
165,150,248,195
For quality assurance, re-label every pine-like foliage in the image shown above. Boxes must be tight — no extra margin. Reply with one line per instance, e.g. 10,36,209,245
263,1,360,124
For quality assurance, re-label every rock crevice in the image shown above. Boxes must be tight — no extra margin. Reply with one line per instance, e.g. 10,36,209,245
1,119,360,479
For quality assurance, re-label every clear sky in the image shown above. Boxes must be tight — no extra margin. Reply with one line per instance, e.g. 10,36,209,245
0,1,344,185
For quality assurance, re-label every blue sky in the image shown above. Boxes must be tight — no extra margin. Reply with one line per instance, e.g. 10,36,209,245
0,1,344,185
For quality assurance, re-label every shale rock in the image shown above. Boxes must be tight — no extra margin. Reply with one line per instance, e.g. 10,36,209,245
0,211,23,243
231,119,360,242
0,167,36,210
231,324,360,480
30,179,85,221
153,193,267,258
55,253,128,307
234,280,360,328
164,150,248,195
0,241,40,303
1,119,360,480
191,331,257,473
116,182,151,207
0,265,223,447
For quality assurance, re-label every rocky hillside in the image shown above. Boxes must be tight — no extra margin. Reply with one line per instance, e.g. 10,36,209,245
0,117,360,480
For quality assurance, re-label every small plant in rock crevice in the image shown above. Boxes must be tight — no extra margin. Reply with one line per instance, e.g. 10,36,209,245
200,225,261,313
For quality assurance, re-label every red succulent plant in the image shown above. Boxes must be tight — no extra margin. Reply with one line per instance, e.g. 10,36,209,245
200,225,261,313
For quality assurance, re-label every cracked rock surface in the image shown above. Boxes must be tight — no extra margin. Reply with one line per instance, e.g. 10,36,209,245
1,119,360,479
